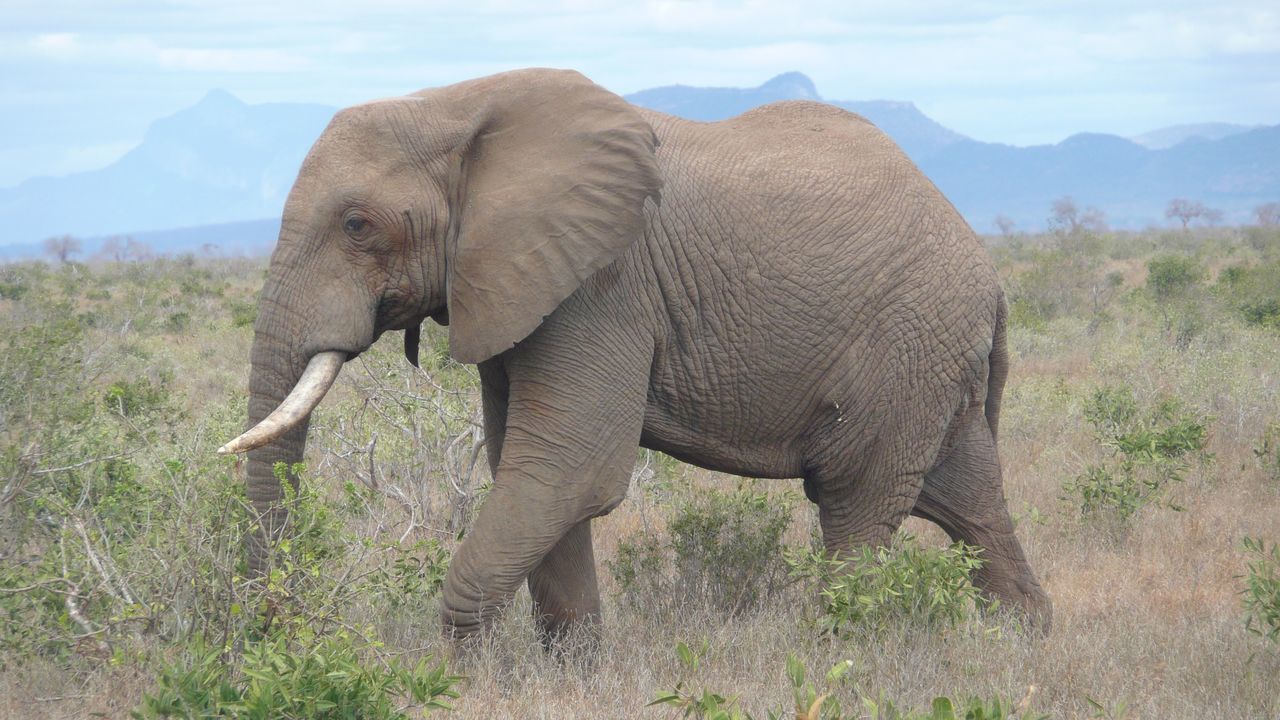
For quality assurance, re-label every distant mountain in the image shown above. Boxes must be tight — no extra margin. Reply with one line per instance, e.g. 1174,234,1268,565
625,73,968,162
636,74,1278,232
0,90,333,245
925,127,1280,231
625,71,821,120
1130,123,1259,150
2,73,1275,256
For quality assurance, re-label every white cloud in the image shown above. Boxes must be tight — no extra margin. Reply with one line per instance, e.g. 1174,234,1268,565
1,0,1277,180
17,32,312,73
29,32,81,57
155,47,312,73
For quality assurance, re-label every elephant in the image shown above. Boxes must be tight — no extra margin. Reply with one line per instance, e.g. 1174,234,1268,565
219,68,1052,642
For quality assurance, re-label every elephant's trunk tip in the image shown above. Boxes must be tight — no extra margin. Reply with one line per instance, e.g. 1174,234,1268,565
218,351,346,455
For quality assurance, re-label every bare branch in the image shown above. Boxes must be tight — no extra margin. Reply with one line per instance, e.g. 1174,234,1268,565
32,454,125,476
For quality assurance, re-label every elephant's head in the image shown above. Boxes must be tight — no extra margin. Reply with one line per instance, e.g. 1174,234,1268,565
220,69,662,574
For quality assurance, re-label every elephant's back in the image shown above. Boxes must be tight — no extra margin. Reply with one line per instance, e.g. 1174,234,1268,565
636,100,919,184
634,101,989,292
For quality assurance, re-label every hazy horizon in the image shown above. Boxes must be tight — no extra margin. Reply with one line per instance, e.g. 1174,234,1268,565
3,0,1277,188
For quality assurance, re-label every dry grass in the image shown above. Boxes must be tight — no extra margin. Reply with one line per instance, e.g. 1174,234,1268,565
2,232,1279,719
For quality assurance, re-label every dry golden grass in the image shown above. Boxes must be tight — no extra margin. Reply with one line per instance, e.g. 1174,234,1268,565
3,234,1279,718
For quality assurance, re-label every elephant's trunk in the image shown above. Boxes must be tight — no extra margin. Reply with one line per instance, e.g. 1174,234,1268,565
235,261,333,577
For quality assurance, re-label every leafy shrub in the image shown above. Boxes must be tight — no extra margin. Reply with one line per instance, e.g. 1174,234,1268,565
0,259,468,707
1215,260,1280,329
1005,246,1112,329
163,310,191,333
608,483,793,614
861,694,1045,720
359,537,451,612
0,280,27,300
1241,537,1280,643
1254,423,1280,484
1145,255,1202,300
651,642,855,720
1063,386,1212,526
132,630,460,719
651,643,1042,720
786,534,988,633
228,299,259,328
104,373,174,419
1144,255,1209,347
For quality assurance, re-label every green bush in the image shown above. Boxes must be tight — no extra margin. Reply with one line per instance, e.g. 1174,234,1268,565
0,280,27,300
228,299,259,328
861,694,1045,720
1145,255,1203,300
651,643,1042,720
0,258,469,706
786,534,988,634
609,483,794,614
1241,537,1280,643
1063,386,1212,526
132,630,460,719
1144,255,1209,347
651,642,856,720
1215,260,1280,329
1254,423,1280,484
1005,245,1112,329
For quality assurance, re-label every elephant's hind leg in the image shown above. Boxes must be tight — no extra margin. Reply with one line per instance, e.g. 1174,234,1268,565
805,406,934,554
912,403,1052,631
527,520,601,649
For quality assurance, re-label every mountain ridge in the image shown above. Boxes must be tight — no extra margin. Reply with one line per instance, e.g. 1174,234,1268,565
1,73,1274,256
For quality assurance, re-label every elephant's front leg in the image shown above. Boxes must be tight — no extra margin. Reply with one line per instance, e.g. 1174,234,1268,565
440,336,650,642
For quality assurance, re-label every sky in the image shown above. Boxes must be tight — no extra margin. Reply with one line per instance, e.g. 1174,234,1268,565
3,0,1278,188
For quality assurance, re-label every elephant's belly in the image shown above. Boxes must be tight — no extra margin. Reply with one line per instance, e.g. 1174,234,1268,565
638,412,808,480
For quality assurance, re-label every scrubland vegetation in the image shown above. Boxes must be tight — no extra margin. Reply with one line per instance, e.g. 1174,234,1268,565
2,222,1279,717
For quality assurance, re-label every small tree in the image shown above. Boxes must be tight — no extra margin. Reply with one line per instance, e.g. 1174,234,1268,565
124,238,153,262
994,214,1017,237
1050,196,1080,234
1255,202,1280,227
100,236,127,262
1080,206,1110,234
1050,196,1107,236
42,235,81,263
1165,198,1219,230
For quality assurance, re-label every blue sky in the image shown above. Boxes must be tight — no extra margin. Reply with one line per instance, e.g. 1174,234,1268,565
3,0,1278,187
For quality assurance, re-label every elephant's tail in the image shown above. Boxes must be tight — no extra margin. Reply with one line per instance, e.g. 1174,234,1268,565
985,292,1009,443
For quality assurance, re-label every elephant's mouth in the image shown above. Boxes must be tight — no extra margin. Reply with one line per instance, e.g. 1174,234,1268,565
220,299,450,455
217,350,347,455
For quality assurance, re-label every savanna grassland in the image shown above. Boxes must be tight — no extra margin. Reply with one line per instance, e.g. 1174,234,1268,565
1,224,1279,719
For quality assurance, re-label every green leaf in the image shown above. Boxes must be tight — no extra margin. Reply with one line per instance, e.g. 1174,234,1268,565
826,659,854,684
647,691,682,707
929,696,957,720
676,641,697,670
785,654,805,689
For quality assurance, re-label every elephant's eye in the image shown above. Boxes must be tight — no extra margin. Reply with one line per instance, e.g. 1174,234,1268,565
343,215,369,237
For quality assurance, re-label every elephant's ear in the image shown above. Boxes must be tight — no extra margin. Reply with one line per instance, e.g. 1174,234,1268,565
430,69,662,364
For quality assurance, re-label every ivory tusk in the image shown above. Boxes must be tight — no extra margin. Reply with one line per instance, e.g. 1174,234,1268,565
217,351,346,455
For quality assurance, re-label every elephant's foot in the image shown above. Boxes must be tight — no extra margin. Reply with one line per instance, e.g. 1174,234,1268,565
533,610,602,662
440,576,512,644
975,568,1053,634
527,519,604,655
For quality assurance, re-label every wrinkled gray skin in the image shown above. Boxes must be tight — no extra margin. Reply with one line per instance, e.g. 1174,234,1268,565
241,68,1051,643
